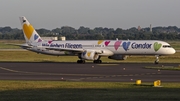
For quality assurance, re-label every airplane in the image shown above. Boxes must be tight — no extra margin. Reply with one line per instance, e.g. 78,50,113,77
19,16,176,64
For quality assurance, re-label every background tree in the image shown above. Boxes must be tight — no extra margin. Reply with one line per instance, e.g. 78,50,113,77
0,26,180,40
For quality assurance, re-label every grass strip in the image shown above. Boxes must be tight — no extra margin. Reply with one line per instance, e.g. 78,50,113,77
0,81,180,101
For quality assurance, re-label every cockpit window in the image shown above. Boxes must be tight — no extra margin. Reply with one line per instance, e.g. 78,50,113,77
162,45,171,48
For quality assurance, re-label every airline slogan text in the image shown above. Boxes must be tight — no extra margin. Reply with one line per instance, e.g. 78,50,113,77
42,43,82,49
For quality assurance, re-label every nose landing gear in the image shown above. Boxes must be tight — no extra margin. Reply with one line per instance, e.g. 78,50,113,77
154,55,159,64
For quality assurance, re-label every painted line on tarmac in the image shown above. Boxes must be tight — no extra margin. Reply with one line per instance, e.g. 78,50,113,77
0,66,162,81
74,72,162,81
0,66,103,77
96,64,119,66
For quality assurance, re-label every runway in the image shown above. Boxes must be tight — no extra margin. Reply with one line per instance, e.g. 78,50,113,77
0,62,180,82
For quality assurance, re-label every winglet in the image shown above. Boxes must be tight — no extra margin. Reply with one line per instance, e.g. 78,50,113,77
19,16,42,45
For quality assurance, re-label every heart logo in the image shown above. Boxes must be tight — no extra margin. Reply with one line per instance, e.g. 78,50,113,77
34,34,39,40
114,41,122,50
48,40,53,44
154,42,162,52
23,24,34,40
104,41,110,46
122,42,131,51
98,40,104,45
38,39,42,42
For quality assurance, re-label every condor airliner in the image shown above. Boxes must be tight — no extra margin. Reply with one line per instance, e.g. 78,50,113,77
19,16,176,64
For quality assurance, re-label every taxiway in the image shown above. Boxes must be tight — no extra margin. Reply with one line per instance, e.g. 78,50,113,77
0,62,179,82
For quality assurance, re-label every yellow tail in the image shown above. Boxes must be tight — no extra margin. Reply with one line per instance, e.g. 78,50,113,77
19,16,42,44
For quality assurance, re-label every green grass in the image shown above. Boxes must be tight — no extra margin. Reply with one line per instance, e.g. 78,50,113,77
0,81,180,101
0,40,24,49
0,51,79,62
167,41,180,50
0,43,21,49
0,51,180,63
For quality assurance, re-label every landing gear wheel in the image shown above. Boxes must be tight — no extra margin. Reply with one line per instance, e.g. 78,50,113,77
154,60,159,64
93,60,102,63
77,60,85,64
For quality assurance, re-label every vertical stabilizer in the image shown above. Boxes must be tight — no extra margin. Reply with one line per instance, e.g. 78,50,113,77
19,16,42,45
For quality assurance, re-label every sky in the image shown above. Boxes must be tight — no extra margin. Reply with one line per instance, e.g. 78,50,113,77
0,0,180,30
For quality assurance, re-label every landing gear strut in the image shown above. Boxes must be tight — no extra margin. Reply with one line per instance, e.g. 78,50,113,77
154,55,159,64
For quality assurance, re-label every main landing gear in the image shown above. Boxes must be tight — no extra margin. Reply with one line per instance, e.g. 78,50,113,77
77,59,102,64
77,60,85,63
154,55,159,64
93,60,102,63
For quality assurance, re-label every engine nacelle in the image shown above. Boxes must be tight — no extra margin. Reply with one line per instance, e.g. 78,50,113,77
80,50,99,60
108,55,128,60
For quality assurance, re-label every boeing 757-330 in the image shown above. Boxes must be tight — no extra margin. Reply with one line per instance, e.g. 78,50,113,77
19,16,176,64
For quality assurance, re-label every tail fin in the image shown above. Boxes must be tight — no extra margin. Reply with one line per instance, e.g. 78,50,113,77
19,16,42,45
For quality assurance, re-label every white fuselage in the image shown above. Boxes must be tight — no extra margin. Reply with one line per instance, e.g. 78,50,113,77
27,40,176,56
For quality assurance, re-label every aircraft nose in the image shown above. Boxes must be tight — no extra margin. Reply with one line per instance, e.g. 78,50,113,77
171,48,176,54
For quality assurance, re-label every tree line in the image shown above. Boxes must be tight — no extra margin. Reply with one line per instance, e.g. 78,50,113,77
0,26,180,40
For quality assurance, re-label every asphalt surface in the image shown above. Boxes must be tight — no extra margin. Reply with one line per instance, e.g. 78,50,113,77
0,62,180,82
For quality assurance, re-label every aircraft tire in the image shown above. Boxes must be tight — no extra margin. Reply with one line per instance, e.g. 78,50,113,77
77,60,85,64
93,60,102,64
154,61,159,64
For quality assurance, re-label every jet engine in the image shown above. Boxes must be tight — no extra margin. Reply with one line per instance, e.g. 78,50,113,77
80,50,99,60
108,55,128,60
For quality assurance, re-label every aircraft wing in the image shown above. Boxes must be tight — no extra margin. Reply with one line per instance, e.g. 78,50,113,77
46,47,84,53
45,47,112,55
5,43,32,49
